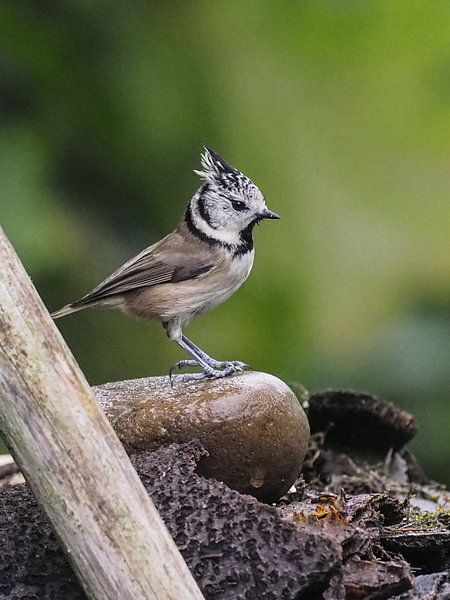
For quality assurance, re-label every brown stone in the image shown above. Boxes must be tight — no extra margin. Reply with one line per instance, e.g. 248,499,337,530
94,371,310,503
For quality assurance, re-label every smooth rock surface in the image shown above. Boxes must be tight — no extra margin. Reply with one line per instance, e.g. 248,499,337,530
94,371,310,503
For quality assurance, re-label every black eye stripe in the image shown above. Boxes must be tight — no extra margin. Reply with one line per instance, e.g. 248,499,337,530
231,200,247,211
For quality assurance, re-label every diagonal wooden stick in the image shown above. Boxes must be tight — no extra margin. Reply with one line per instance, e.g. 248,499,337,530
0,227,204,600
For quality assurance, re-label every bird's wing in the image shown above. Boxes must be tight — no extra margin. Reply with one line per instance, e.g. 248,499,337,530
72,235,215,307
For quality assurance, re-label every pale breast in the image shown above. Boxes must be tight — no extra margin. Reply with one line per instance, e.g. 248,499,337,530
196,249,255,312
127,249,254,323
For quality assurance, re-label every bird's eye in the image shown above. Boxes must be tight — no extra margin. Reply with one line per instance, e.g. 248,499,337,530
231,200,247,212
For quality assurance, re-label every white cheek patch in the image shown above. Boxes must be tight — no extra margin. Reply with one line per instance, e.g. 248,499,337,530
191,200,242,245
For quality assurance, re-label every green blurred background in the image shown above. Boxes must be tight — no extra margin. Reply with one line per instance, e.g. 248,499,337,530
1,2,449,483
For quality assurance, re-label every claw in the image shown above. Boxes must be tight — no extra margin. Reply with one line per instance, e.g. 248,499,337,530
223,360,250,371
171,359,198,372
169,359,198,387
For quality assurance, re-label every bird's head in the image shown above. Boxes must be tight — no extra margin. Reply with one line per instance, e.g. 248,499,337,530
188,147,279,247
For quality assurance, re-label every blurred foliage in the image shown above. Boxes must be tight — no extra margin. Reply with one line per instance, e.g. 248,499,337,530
0,1,449,482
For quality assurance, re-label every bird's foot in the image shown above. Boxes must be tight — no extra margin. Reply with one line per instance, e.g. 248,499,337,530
213,359,250,371
169,359,250,385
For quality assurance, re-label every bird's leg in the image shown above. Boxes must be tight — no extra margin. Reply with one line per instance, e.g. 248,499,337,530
165,320,248,382
173,337,241,380
181,335,249,371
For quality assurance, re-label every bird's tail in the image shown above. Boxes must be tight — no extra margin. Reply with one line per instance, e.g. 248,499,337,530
51,302,88,320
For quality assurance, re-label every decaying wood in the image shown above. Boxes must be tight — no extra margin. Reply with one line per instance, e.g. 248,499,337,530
0,226,203,600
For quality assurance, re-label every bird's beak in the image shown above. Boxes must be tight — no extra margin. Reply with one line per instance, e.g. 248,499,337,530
259,208,280,220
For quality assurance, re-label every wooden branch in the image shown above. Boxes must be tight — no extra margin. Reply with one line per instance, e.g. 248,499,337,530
0,227,203,600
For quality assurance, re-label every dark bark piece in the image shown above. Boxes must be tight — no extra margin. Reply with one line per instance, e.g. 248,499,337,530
281,491,416,598
134,442,342,599
0,442,342,600
381,530,450,574
301,435,428,496
281,498,371,560
345,493,405,527
308,389,417,452
342,557,415,600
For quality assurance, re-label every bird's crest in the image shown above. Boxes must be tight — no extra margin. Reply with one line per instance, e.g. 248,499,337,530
194,147,241,183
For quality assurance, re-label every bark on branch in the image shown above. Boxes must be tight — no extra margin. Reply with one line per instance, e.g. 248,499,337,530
0,227,203,600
